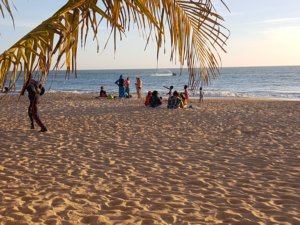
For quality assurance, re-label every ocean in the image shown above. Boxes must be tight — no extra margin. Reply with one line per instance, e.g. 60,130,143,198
3,66,300,100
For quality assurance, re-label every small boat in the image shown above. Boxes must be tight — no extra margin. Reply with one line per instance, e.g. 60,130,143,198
151,70,175,77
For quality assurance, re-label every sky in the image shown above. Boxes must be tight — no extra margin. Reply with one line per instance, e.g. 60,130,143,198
0,0,299,69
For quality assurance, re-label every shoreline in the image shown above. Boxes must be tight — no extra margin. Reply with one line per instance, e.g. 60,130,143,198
0,93,299,224
1,91,300,102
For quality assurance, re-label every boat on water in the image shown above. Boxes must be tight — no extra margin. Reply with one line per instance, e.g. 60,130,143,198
151,70,177,77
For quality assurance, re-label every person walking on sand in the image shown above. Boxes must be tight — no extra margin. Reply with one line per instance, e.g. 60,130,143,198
125,77,131,98
135,77,142,98
21,78,47,132
199,86,204,102
115,75,125,98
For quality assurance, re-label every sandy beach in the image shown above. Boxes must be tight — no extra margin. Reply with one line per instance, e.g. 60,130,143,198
0,93,299,224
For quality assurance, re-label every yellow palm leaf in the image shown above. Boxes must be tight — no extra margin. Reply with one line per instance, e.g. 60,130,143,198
0,0,14,26
0,0,229,93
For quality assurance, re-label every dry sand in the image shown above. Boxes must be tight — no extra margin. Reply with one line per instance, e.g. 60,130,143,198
0,93,299,225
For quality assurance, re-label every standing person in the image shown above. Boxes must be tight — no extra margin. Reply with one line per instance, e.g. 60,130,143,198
115,75,125,98
199,86,204,102
168,85,174,97
21,78,47,132
184,85,189,103
135,77,142,99
125,77,130,98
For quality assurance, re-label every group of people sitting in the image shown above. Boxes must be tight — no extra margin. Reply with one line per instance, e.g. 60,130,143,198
98,83,190,109
144,90,162,108
144,85,189,109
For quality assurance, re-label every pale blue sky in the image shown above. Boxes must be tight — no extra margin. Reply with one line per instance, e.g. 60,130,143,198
0,0,299,69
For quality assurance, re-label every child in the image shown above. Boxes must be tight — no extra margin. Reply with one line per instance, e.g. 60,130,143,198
144,91,152,106
180,92,188,108
183,85,189,105
168,85,174,97
199,87,204,102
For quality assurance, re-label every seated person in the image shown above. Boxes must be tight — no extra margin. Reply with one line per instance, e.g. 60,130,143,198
150,90,162,108
145,91,152,106
167,91,182,109
180,92,188,108
99,86,107,97
0,87,9,93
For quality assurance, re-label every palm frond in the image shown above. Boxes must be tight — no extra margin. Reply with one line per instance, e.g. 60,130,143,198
95,0,229,88
147,0,230,89
0,0,15,26
0,0,117,91
0,0,229,93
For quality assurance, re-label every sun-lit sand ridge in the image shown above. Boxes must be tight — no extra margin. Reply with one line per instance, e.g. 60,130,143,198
0,93,299,224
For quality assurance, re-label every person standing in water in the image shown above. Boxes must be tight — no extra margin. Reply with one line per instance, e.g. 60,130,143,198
21,77,47,132
135,77,142,99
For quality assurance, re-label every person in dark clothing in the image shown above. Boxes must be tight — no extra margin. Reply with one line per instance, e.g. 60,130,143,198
167,85,174,97
21,79,47,132
167,90,182,109
3,87,9,93
99,86,107,97
115,75,125,98
150,90,162,108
